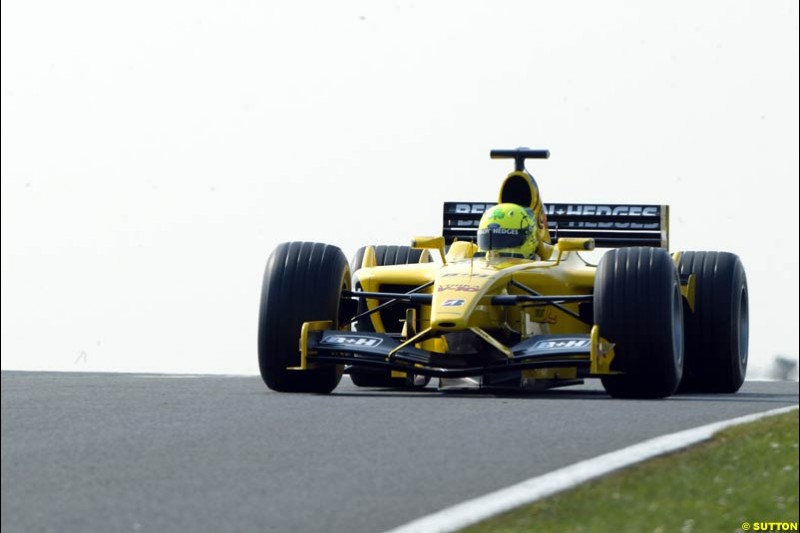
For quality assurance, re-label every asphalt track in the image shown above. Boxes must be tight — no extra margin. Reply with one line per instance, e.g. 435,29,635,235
1,372,797,533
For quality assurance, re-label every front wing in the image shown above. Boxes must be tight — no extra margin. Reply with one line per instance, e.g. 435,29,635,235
296,322,615,380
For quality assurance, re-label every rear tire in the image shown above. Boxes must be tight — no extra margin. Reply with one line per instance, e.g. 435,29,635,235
595,247,684,399
677,251,748,393
258,242,349,393
349,245,430,388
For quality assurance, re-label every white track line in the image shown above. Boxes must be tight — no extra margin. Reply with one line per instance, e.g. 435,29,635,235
383,404,799,533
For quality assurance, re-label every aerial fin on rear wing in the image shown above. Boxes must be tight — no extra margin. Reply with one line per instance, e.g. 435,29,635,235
442,202,669,249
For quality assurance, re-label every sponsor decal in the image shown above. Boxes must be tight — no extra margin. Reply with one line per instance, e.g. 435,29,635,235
453,203,495,215
456,219,480,227
544,204,660,229
447,204,661,230
440,272,492,279
547,220,659,229
438,284,480,293
442,299,465,307
321,335,383,347
478,228,519,235
533,338,590,350
545,205,660,217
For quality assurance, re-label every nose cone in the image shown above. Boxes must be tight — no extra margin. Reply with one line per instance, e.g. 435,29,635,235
431,287,474,330
430,264,498,330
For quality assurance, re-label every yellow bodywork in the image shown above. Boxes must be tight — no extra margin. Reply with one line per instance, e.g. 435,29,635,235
356,252,592,333
672,251,696,312
294,320,332,370
353,248,615,377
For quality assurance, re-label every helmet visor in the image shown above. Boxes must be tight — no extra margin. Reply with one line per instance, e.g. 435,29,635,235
477,227,527,251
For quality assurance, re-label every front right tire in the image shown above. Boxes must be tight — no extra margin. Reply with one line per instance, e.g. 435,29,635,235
258,242,349,393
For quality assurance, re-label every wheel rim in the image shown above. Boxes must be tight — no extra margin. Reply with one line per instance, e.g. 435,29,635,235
672,282,684,368
738,286,749,367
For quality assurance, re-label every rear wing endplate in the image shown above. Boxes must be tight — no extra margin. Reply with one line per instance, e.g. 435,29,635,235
443,202,669,249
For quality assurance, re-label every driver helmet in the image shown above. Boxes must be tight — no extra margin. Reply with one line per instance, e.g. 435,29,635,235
477,203,539,259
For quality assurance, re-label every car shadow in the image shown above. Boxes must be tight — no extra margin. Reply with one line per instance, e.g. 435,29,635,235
667,391,799,404
327,387,797,403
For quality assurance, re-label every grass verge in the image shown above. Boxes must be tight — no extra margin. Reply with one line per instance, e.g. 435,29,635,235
461,411,799,533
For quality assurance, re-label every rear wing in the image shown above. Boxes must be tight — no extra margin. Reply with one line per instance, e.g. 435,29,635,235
443,202,669,249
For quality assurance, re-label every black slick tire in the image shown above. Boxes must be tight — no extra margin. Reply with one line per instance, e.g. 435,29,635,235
677,251,748,393
258,242,349,393
595,247,684,399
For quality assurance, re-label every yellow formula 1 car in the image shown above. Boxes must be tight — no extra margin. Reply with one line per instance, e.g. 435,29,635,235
257,148,748,398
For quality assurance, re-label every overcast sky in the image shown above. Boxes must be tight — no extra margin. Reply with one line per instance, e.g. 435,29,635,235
2,0,798,375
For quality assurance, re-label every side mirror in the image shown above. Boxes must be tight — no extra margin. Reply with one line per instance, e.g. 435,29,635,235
555,238,595,253
412,236,447,264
